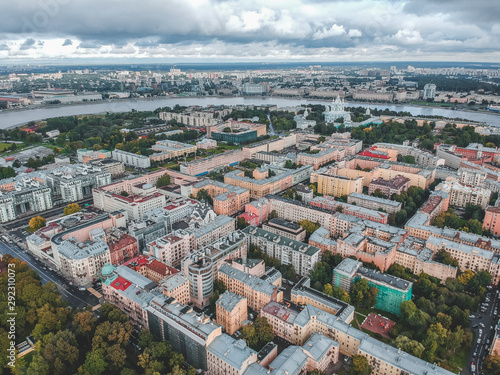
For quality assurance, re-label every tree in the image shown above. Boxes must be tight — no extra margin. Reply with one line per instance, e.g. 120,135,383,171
309,262,331,290
156,173,171,188
298,219,320,236
241,317,274,351
323,283,351,303
29,216,46,231
269,210,278,220
13,159,22,168
237,217,249,230
78,349,108,375
350,279,378,309
74,310,97,342
349,355,372,375
196,189,213,205
64,203,82,216
433,250,459,268
458,270,474,285
392,336,425,358
483,355,500,375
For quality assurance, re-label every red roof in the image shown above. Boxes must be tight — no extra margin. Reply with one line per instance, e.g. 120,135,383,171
110,276,132,291
4,157,15,161
108,234,137,252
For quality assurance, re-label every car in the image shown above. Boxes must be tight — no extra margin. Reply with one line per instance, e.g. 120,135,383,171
477,338,481,344
470,315,476,319
472,324,478,328
79,287,86,291
480,323,485,328
471,362,476,372
474,351,477,357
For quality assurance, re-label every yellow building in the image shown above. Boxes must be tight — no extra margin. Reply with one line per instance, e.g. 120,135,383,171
216,291,247,336
311,172,363,197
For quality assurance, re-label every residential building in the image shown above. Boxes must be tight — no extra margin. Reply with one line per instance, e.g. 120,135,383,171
93,184,167,221
77,149,111,163
310,196,389,224
207,334,258,375
159,110,219,127
242,198,270,225
150,140,197,162
332,258,412,315
368,175,410,197
423,83,436,100
224,165,312,199
309,227,337,254
262,218,306,242
146,296,222,370
484,205,500,236
218,263,281,312
101,263,157,328
107,233,139,265
180,150,244,176
46,164,112,203
88,158,125,178
297,148,344,170
310,172,363,197
181,231,247,308
147,230,194,267
216,291,248,335
192,180,250,216
197,138,217,149
112,149,151,168
436,181,491,209
0,176,52,223
373,143,444,167
243,226,321,277
347,192,402,214
160,271,190,305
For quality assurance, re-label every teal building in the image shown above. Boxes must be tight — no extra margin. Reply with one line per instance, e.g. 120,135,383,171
212,130,257,144
332,258,412,316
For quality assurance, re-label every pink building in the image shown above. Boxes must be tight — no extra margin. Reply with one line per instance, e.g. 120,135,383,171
368,175,410,198
243,198,270,225
484,206,500,236
108,234,139,266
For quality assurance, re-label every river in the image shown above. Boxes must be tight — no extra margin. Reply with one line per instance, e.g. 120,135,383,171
1,96,500,128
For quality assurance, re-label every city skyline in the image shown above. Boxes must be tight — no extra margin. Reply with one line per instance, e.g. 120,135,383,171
1,0,499,64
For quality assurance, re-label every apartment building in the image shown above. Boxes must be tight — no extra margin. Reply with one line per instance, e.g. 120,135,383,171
311,137,362,156
309,226,337,254
297,148,344,170
484,205,500,236
224,165,312,199
192,180,250,216
207,334,258,375
180,150,244,176
218,263,281,312
262,218,306,241
188,215,236,249
147,229,194,267
332,258,412,315
243,226,321,277
310,171,363,197
373,143,445,167
181,231,247,308
160,271,190,305
347,192,402,214
368,175,410,197
436,180,491,208
112,149,151,168
0,177,52,223
146,296,222,370
77,149,112,163
101,263,157,328
88,158,125,178
46,164,112,203
310,195,389,224
150,140,197,162
215,291,248,335
93,184,166,220
159,110,219,127
107,233,139,265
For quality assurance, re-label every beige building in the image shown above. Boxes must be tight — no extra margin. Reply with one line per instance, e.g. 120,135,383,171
147,229,194,267
160,271,190,305
436,181,491,209
311,172,363,197
150,140,197,162
218,263,281,312
192,180,250,216
297,148,344,170
216,291,248,335
180,150,244,176
262,218,306,242
347,192,402,214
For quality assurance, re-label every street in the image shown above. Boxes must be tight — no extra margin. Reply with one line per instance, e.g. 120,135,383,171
0,240,99,309
464,288,499,375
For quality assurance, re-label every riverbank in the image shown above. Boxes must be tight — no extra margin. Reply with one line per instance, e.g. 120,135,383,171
1,95,499,129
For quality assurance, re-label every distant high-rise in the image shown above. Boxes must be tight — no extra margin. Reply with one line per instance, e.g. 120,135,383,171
423,83,436,100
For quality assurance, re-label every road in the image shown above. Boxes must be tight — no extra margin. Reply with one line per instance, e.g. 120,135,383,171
464,288,499,375
0,240,99,309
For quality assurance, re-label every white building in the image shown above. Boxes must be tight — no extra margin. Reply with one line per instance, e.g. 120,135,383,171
423,84,437,100
294,109,317,130
112,149,151,168
436,181,491,209
323,96,351,125
242,226,321,277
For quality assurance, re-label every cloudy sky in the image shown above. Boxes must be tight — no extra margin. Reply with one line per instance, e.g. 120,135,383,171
0,0,499,64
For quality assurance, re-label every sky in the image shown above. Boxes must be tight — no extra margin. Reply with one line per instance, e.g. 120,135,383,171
0,0,499,64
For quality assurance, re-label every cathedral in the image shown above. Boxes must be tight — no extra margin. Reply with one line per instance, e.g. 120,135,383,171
323,95,351,125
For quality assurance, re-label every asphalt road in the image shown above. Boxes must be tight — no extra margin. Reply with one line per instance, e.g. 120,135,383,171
465,289,499,375
0,240,99,309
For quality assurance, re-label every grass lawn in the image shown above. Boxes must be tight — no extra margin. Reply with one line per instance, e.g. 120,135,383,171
449,345,469,372
0,142,13,152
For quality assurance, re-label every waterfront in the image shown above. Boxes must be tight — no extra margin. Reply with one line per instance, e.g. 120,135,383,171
1,96,500,128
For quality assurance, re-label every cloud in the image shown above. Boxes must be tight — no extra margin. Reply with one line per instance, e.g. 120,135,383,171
312,24,346,40
0,0,497,61
0,44,9,51
19,38,36,50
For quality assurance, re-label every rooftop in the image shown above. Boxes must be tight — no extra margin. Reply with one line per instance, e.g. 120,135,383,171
357,267,412,292
216,290,247,312
208,334,257,371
